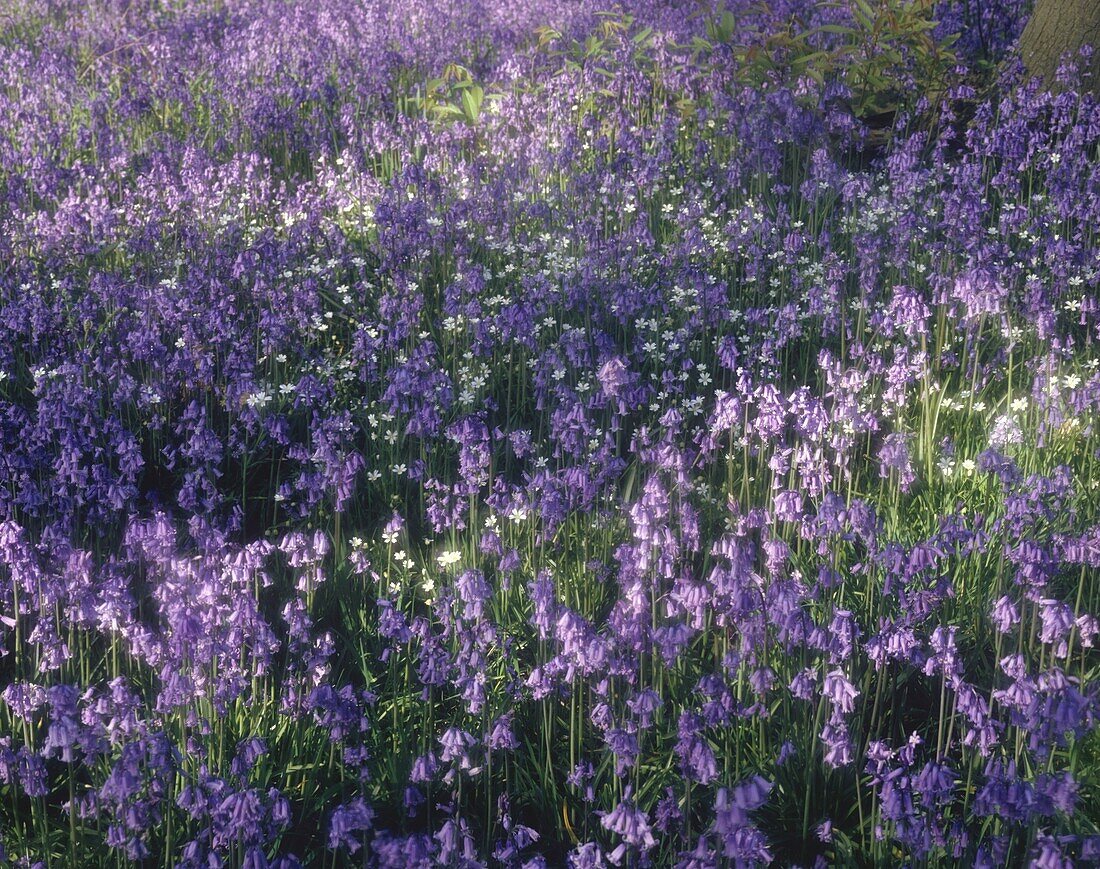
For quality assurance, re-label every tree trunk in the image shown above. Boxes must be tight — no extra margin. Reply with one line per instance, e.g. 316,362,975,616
1019,0,1100,91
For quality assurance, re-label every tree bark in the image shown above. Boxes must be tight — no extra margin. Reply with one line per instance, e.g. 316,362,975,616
1019,0,1100,91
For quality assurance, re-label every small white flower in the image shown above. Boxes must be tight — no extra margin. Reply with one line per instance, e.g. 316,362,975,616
437,550,461,568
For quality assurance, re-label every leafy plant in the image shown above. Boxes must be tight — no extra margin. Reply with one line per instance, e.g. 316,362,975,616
697,0,959,118
406,64,500,126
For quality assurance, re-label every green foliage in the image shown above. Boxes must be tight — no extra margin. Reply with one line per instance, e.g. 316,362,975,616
699,0,959,117
404,64,502,127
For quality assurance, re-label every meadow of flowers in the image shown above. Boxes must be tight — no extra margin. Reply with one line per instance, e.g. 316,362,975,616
0,0,1098,865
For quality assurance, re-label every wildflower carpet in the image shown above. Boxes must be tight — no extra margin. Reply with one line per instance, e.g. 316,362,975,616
0,0,1098,865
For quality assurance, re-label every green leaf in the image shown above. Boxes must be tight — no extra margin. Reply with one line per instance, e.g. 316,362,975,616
461,85,484,125
806,23,857,36
692,35,714,55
